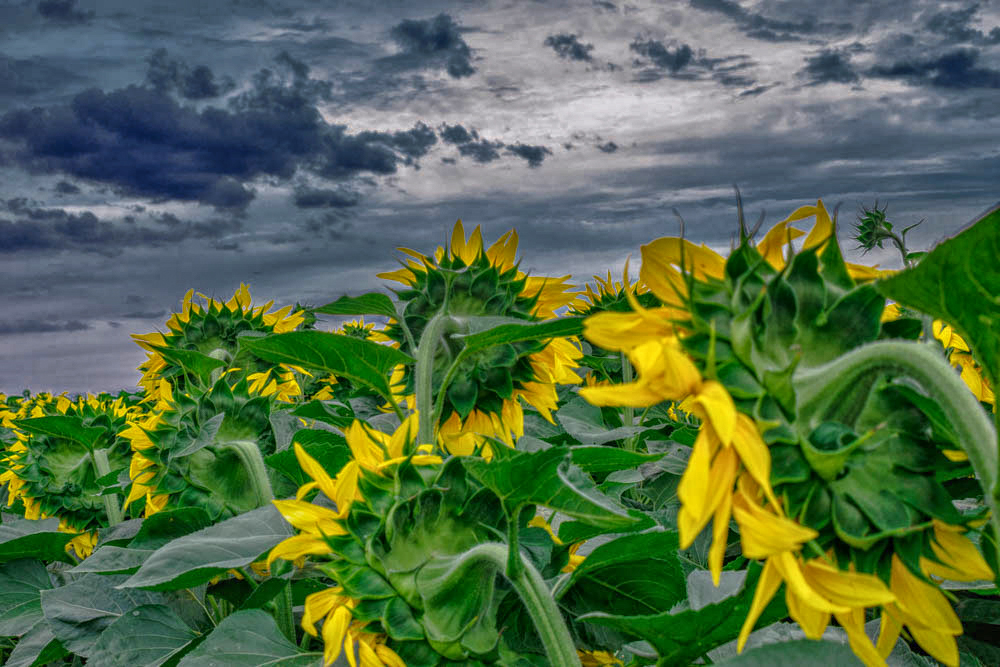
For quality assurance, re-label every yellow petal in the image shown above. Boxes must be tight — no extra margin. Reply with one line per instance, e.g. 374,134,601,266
801,559,895,608
690,381,736,445
709,484,733,586
267,534,332,568
271,499,346,536
738,557,783,652
772,551,847,614
294,442,341,501
876,608,903,658
756,220,805,270
322,606,352,666
786,585,830,640
890,554,962,634
374,643,407,667
302,587,344,637
923,521,994,582
834,608,886,667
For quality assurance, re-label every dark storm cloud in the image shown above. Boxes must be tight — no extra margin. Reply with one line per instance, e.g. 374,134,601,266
36,0,93,24
292,187,361,209
439,123,476,145
544,34,595,62
630,39,694,73
0,319,90,335
798,49,861,86
867,48,1000,89
504,143,552,168
0,53,87,100
53,180,80,194
924,4,1000,45
0,199,243,255
628,39,757,87
388,13,475,78
458,139,504,163
596,141,618,153
593,1,617,11
145,49,236,100
688,0,853,42
0,53,441,211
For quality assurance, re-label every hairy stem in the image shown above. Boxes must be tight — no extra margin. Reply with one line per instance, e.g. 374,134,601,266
219,440,274,507
461,543,581,667
416,312,453,451
92,448,123,526
795,341,1000,564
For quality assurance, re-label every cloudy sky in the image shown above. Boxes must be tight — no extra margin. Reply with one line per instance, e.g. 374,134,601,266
1,0,998,394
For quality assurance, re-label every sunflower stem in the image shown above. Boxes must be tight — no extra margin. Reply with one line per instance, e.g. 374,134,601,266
462,543,581,667
275,580,295,643
794,340,1000,567
416,312,453,451
92,448,123,527
219,440,274,507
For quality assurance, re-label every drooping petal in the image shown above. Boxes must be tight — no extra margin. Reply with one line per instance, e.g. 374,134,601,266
321,606,352,666
301,588,344,637
834,608,886,667
267,534,332,568
737,557,783,652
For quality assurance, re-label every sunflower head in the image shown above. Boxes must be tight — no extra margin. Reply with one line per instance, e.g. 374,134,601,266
122,376,283,519
378,221,582,450
853,200,894,252
133,284,306,398
0,393,138,544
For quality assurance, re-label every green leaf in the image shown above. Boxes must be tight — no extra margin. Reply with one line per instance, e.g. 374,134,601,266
40,573,167,658
13,415,106,450
456,317,583,353
68,546,155,575
314,292,398,319
559,531,686,615
3,619,68,667
176,609,318,667
570,446,664,473
128,507,214,551
876,202,1000,387
0,559,51,636
715,639,863,665
289,399,355,429
957,598,1000,625
120,505,293,591
265,429,350,487
240,331,414,402
239,578,289,611
557,397,651,446
579,563,786,665
152,346,227,387
0,516,76,563
86,604,198,667
462,448,637,530
171,412,225,459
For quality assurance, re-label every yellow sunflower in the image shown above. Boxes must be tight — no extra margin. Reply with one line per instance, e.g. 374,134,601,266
377,220,583,455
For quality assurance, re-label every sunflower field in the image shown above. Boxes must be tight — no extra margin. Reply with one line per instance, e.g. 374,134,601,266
1,197,998,667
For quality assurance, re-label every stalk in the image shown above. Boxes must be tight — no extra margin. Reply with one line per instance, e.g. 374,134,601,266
458,543,581,667
218,439,274,507
92,448,123,526
794,341,1000,564
416,312,452,451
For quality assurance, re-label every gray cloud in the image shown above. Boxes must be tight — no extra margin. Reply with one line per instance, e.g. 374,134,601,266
544,33,595,62
389,13,475,78
0,199,243,255
630,39,694,72
798,48,861,86
145,49,236,100
868,48,1000,89
505,143,553,168
53,180,80,194
292,187,362,209
924,4,1000,45
0,53,87,100
596,141,618,153
36,0,93,25
688,0,853,42
0,318,90,335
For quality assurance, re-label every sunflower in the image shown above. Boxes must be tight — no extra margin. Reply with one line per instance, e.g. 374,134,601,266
122,376,283,519
133,284,306,402
0,393,140,558
580,201,993,667
377,220,583,454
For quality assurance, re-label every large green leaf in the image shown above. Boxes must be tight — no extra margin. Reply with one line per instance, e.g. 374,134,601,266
456,317,583,353
0,558,51,636
128,507,215,550
558,531,685,616
13,416,105,450
68,546,155,575
314,292,398,319
876,202,1000,387
120,504,293,591
86,603,199,667
3,619,68,667
715,639,863,666
557,397,651,446
461,448,637,530
40,573,167,658
176,610,319,666
289,399,355,429
240,331,414,402
579,563,786,665
152,347,227,387
0,516,76,563
570,446,664,473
